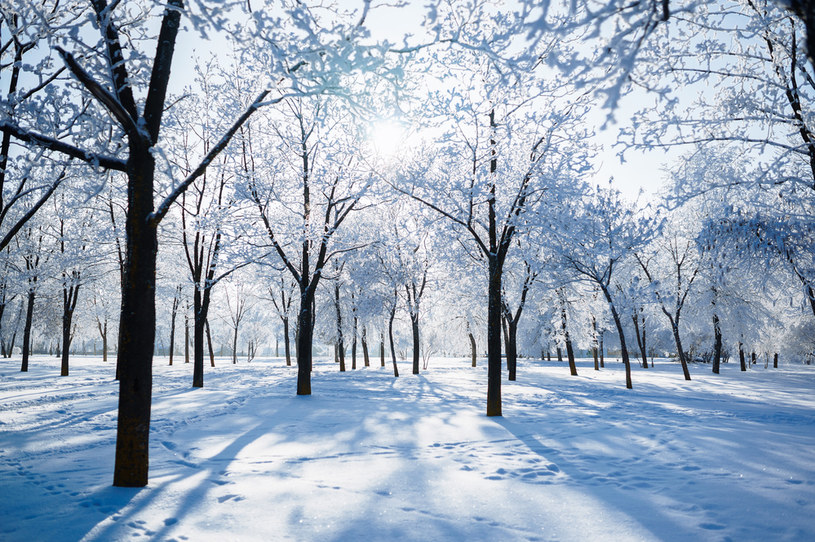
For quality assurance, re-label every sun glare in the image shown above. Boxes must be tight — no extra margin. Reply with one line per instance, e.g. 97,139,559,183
370,120,405,159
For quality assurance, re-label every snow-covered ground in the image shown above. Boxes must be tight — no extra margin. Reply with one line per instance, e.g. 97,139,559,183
1,355,813,541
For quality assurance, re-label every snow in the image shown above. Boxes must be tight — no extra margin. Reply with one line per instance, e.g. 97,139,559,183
1,355,814,541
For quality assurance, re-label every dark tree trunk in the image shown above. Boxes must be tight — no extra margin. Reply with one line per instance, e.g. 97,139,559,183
669,318,691,381
362,325,370,367
232,323,238,365
469,332,477,367
560,306,577,376
557,347,563,362
184,311,190,363
712,313,722,374
334,282,345,372
411,315,420,375
351,330,357,370
379,332,385,367
739,342,746,371
283,317,291,366
601,287,631,389
206,319,215,368
774,352,778,368
192,287,211,387
388,303,398,377
169,286,180,366
296,286,315,395
61,280,80,377
592,315,599,371
352,304,358,370
101,321,108,363
632,312,648,369
599,333,605,368
486,256,503,417
751,351,757,365
113,151,159,488
20,288,35,372
506,319,518,380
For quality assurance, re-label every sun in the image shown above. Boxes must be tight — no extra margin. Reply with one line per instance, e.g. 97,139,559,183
369,119,405,159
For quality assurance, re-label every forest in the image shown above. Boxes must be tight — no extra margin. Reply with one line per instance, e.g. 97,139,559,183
1,2,814,533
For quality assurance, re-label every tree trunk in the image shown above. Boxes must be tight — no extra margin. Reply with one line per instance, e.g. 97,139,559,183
232,323,239,365
411,314,420,375
712,313,722,374
469,332,477,367
113,152,158,488
192,288,210,387
296,286,315,395
560,306,577,376
388,304,398,377
632,312,648,369
486,256,502,416
669,318,691,381
352,308,358,370
599,333,605,368
601,287,631,389
557,347,563,362
362,325,370,367
592,315,599,371
773,352,778,368
206,319,215,368
380,332,385,367
20,288,35,372
335,283,345,373
169,297,177,366
184,311,190,364
739,342,746,371
102,321,108,363
283,317,291,366
506,319,518,380
192,310,206,387
61,283,80,377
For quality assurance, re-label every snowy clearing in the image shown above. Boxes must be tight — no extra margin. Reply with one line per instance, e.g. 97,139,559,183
1,356,814,541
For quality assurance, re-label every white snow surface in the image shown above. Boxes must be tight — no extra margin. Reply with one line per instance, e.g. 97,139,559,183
1,355,814,541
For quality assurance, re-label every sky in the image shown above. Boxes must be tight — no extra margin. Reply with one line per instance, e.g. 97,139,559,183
167,0,672,202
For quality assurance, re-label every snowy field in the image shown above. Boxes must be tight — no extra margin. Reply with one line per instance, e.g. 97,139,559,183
1,355,814,542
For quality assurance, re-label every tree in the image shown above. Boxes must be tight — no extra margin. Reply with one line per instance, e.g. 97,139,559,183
553,185,655,389
243,95,369,394
268,277,296,366
502,258,537,380
396,32,593,414
635,220,700,380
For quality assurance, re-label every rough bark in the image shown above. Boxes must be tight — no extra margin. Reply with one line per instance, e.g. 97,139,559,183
469,331,477,367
